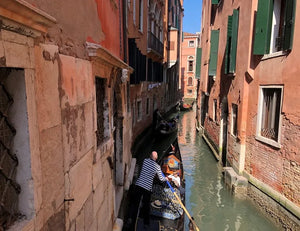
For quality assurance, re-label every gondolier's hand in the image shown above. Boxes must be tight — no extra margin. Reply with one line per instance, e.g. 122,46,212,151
165,177,169,181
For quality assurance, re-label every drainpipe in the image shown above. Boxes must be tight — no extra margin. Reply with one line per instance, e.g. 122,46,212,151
123,0,128,63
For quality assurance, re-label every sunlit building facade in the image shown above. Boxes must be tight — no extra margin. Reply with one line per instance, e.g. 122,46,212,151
198,0,300,229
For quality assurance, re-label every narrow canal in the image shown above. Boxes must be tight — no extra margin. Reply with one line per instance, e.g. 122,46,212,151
133,109,280,231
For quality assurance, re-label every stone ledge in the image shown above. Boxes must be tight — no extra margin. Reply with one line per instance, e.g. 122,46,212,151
0,0,56,35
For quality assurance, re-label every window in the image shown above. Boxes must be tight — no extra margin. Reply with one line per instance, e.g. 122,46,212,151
146,98,150,115
0,68,33,228
188,61,194,71
225,9,239,74
188,89,193,95
189,40,195,47
232,104,238,136
209,30,220,76
188,56,194,72
137,100,142,121
253,0,296,55
188,77,193,86
139,0,143,31
95,77,109,146
257,86,283,146
213,99,218,122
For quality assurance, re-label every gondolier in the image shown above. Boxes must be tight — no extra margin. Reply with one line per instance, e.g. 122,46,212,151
124,151,168,230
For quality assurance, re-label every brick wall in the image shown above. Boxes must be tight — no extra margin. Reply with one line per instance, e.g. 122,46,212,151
245,115,300,205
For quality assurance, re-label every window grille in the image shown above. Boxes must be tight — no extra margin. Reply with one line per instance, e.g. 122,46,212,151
0,71,21,229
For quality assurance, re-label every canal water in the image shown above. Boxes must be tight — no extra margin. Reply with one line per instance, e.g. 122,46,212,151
133,109,280,231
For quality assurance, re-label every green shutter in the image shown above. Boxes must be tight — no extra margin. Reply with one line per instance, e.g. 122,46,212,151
225,15,232,74
253,0,273,55
283,0,296,50
229,9,239,73
212,0,219,5
209,30,220,76
195,48,202,79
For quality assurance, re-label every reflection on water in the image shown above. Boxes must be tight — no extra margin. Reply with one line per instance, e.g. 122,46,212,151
178,110,279,231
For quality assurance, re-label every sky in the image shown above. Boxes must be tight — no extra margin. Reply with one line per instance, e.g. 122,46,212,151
182,0,203,34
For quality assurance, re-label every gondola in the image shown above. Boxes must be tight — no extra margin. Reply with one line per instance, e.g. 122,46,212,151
156,117,178,136
180,101,194,111
153,110,179,136
136,138,185,231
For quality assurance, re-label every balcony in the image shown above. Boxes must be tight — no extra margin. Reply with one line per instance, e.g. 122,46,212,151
147,32,163,60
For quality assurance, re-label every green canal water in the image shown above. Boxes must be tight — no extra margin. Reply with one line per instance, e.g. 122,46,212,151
133,109,280,231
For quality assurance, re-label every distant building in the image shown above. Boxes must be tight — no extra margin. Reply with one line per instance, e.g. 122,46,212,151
180,32,201,100
128,0,183,141
197,0,300,229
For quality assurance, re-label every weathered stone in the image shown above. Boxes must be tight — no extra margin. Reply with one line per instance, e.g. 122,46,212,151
3,41,32,68
92,157,104,189
66,149,93,222
40,125,64,224
75,209,85,231
1,30,34,46
92,180,105,219
34,45,61,132
89,218,98,231
59,54,93,108
84,193,94,230
62,102,95,171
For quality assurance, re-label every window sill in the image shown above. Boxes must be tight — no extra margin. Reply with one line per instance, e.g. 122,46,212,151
261,51,288,61
255,135,281,149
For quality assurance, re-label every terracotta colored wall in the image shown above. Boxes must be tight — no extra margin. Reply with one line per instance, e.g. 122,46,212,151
26,0,123,59
96,0,123,59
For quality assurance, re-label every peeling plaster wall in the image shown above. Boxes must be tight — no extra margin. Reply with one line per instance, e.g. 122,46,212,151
25,0,104,58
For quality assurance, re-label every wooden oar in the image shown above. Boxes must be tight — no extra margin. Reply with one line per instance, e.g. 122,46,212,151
162,172,200,231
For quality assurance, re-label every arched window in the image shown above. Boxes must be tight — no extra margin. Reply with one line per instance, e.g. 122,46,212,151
188,56,194,72
188,77,193,86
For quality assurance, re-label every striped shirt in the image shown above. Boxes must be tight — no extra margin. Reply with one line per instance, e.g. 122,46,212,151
135,158,166,192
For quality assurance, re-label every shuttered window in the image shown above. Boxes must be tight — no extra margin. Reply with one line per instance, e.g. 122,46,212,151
224,15,232,74
253,0,296,55
212,0,220,5
209,30,220,76
283,0,296,50
195,48,202,79
229,9,239,73
225,9,239,74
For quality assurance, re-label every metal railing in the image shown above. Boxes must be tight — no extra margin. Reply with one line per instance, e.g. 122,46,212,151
148,32,163,56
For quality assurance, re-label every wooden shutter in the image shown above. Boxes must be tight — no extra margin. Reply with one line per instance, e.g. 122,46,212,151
229,9,239,73
283,0,296,50
253,0,273,55
209,30,220,76
225,15,232,74
195,48,202,79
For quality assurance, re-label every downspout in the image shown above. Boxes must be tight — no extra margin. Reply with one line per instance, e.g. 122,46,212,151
123,0,128,63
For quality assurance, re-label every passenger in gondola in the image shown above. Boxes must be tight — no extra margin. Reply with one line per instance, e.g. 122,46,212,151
168,171,185,196
169,144,175,155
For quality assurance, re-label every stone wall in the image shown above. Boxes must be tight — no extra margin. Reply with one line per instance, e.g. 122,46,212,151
247,184,300,230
